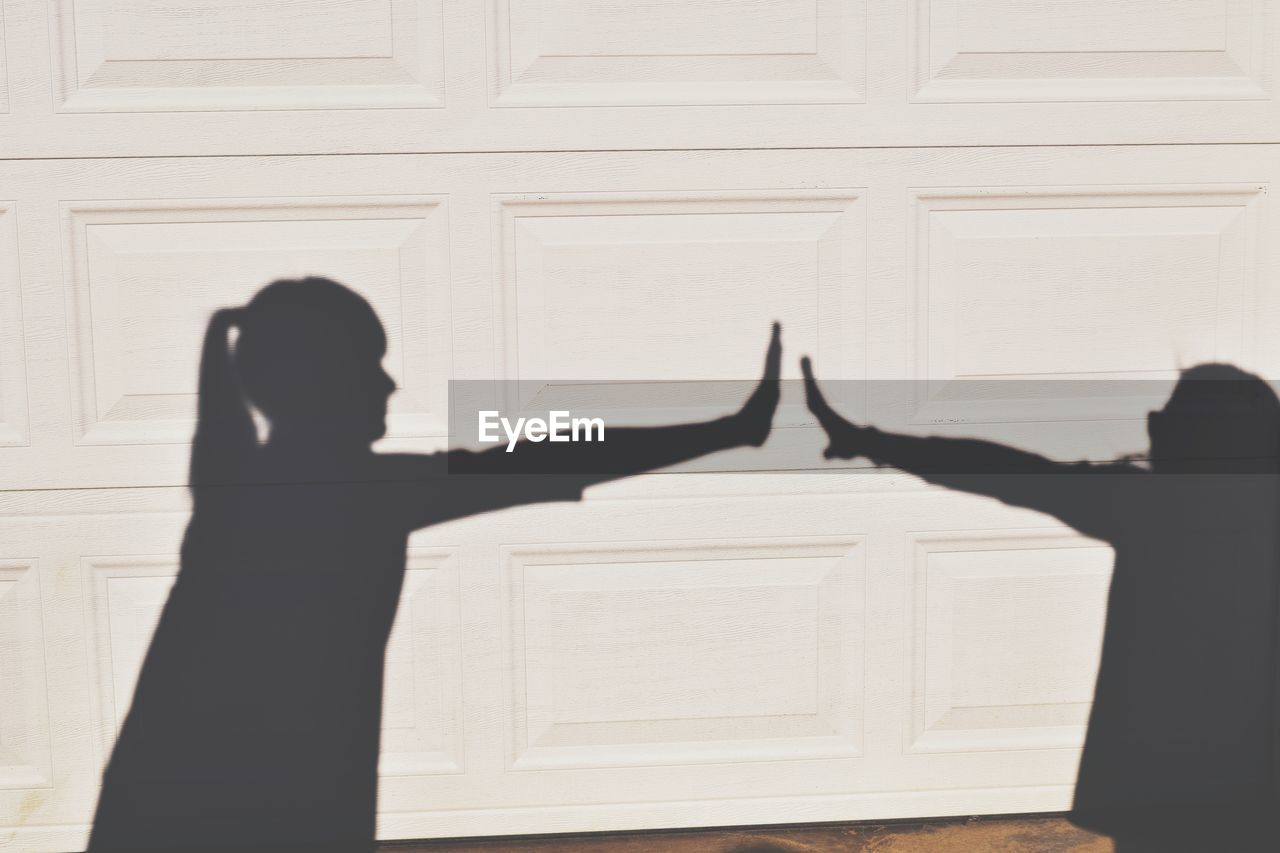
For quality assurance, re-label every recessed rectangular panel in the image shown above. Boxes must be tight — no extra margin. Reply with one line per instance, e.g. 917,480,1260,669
505,539,864,769
85,556,177,772
0,561,51,788
909,532,1113,754
0,205,27,446
87,551,463,776
496,192,864,425
378,549,464,776
0,3,8,114
492,0,863,105
910,186,1261,428
961,0,1225,53
53,0,443,110
107,0,393,62
62,198,451,448
914,0,1268,101
533,0,815,56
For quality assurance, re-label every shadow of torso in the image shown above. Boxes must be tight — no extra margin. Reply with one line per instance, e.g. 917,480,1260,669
1070,473,1277,843
943,469,1278,846
89,451,581,852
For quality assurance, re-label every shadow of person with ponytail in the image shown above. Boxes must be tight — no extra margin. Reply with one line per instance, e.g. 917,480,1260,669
87,277,782,852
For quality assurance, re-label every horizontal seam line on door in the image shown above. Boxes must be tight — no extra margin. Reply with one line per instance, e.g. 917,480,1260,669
5,140,1280,162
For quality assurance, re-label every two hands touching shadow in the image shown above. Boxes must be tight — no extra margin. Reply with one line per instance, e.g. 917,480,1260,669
90,276,1278,852
88,278,782,853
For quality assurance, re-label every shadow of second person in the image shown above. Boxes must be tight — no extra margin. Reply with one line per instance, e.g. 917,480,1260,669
801,358,1280,851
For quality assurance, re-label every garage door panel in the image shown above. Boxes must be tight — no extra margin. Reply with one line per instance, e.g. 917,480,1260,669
915,187,1260,382
0,202,27,447
83,555,176,776
83,547,464,780
60,197,452,448
913,0,1268,102
379,549,465,778
3,1,1280,155
50,0,444,111
907,531,1112,755
497,190,865,428
491,0,864,106
866,182,1270,463
0,558,51,791
0,1,8,115
0,502,190,845
503,539,865,770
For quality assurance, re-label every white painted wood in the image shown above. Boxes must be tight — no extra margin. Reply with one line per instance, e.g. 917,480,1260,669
907,531,1113,754
82,547,464,781
0,147,1277,488
0,0,8,116
50,0,443,111
0,203,27,447
2,0,1280,156
0,479,1112,851
61,197,451,447
0,148,1276,850
5,2,1280,845
504,538,864,770
0,558,50,792
491,0,863,106
913,0,1268,102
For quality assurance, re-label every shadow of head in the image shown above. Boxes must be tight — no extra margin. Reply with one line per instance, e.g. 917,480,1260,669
1147,364,1280,472
232,277,396,448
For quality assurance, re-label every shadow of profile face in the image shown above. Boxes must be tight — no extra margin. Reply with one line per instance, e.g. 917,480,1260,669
1146,363,1280,473
235,277,396,447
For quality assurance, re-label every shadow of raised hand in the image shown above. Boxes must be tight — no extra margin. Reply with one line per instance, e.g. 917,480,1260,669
730,321,782,447
800,354,861,460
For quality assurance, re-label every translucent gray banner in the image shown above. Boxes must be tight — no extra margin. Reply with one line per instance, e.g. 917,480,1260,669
446,376,1280,476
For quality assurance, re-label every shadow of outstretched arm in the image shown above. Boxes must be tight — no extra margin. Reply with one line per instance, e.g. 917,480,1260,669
457,323,780,479
801,356,1138,539
397,324,782,529
450,322,778,479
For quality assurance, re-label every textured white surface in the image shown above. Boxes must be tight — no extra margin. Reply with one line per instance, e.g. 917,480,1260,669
0,1,1276,154
0,147,1275,849
1,2,1279,848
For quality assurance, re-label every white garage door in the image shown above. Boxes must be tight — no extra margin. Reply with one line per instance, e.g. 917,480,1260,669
2,2,1279,851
